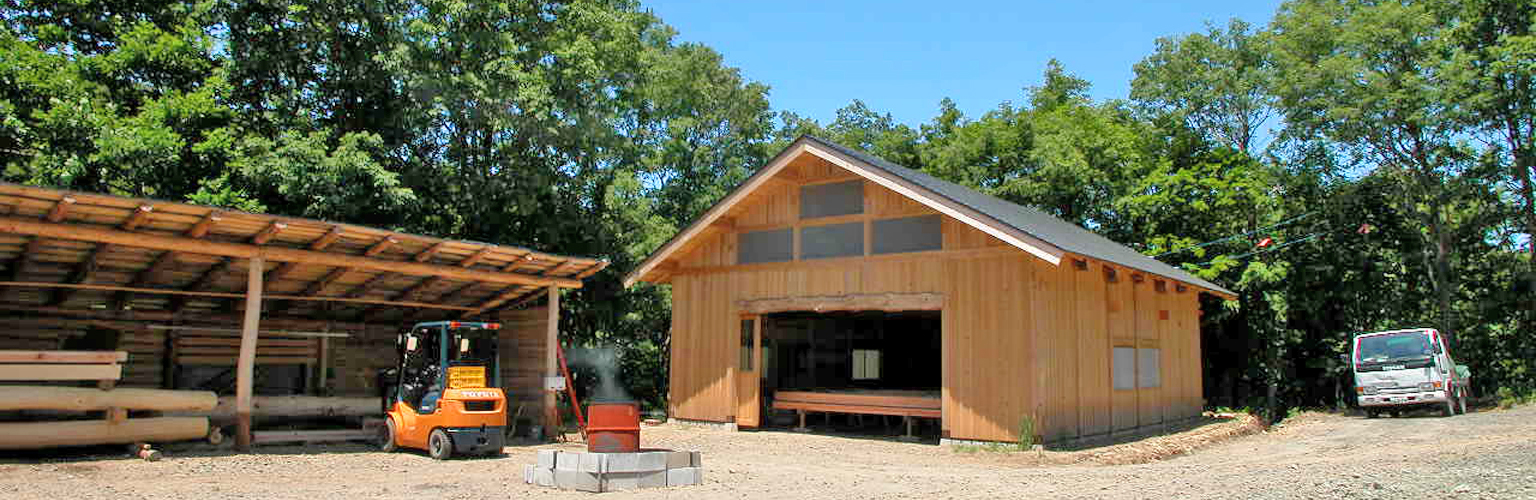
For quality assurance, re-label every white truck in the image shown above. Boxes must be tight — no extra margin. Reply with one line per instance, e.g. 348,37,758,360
1349,328,1468,418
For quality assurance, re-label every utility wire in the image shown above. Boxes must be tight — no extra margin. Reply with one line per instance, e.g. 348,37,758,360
1153,211,1317,259
1196,232,1325,266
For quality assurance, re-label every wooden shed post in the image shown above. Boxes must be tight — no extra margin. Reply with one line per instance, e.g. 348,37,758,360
544,286,559,435
235,256,264,451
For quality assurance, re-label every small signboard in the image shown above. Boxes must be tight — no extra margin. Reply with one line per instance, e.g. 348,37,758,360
448,366,486,389
543,376,567,391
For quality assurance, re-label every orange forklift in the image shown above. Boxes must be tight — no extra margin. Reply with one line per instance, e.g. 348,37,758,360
377,321,506,459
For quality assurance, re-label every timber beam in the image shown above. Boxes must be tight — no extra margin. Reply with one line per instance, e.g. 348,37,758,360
459,285,541,318
57,204,157,307
0,216,582,288
45,197,75,223
114,211,222,308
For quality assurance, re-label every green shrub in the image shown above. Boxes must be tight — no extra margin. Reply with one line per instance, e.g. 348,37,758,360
1496,387,1533,409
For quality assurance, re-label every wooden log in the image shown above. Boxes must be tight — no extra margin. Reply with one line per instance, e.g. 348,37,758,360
0,386,217,412
188,396,381,423
250,429,373,445
0,417,208,450
235,256,262,451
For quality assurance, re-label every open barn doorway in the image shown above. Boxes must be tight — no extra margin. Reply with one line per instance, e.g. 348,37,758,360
755,310,942,440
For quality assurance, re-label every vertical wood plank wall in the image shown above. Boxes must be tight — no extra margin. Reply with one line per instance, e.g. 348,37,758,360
663,155,1208,442
498,307,551,422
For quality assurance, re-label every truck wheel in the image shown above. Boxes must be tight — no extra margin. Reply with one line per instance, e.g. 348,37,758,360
428,428,454,460
377,418,398,453
1390,410,1401,418
1366,410,1379,419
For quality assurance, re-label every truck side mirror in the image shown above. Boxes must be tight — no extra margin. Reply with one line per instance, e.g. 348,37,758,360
1338,353,1350,364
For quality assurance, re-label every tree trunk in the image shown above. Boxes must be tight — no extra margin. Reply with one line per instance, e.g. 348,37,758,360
1514,148,1536,311
1429,211,1457,348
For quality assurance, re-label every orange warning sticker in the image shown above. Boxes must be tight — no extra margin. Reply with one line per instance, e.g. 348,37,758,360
447,366,486,389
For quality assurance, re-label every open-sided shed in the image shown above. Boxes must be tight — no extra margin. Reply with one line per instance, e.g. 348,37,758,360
627,136,1236,444
0,183,605,447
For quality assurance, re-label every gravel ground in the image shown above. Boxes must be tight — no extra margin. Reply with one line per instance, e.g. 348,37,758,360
1,403,1532,499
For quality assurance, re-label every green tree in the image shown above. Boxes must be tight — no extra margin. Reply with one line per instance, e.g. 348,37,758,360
1271,0,1476,347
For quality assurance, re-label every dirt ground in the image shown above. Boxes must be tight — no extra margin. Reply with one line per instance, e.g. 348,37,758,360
2,403,1533,499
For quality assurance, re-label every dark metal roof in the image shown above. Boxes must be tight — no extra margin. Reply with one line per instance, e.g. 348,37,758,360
802,135,1235,296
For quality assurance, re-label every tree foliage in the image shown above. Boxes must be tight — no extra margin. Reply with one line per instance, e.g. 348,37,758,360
1,0,1530,413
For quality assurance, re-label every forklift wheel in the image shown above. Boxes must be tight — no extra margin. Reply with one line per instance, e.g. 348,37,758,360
377,419,398,453
428,429,453,460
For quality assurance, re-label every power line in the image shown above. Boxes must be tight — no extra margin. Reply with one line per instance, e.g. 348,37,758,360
1196,232,1325,266
1153,211,1317,259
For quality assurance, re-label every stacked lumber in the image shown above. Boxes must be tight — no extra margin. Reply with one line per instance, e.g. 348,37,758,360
172,332,320,366
118,328,166,388
0,385,216,450
0,350,126,386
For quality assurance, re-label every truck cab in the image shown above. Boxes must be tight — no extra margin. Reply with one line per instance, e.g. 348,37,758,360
1350,328,1466,418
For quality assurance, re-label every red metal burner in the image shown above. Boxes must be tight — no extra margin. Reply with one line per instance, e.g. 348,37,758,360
586,401,640,453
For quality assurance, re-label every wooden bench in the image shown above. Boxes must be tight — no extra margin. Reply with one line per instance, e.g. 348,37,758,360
772,390,941,438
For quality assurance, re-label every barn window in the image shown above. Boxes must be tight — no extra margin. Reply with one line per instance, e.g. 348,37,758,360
872,215,942,254
852,349,880,380
799,180,864,219
1138,348,1161,388
1113,346,1136,390
738,228,793,264
800,222,864,259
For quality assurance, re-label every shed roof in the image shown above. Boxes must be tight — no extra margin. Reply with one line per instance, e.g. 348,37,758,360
0,183,606,321
626,135,1235,298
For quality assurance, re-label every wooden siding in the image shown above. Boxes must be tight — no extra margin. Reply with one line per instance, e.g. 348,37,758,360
498,307,551,421
664,168,1208,442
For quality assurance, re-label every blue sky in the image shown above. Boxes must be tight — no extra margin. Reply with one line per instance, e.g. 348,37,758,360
642,0,1285,127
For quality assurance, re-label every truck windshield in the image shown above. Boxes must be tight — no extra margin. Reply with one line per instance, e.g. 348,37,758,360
1356,331,1432,363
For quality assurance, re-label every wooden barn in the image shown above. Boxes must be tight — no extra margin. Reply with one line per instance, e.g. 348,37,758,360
625,136,1236,444
0,183,604,447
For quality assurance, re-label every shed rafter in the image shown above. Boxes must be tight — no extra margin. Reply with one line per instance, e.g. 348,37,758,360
0,182,603,321
57,204,156,306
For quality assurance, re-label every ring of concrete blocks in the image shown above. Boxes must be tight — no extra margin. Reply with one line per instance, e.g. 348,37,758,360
524,449,703,492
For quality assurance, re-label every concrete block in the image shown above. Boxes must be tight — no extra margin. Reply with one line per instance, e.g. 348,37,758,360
555,470,603,493
637,451,668,472
664,451,691,469
667,467,701,487
690,451,702,467
606,472,639,491
579,452,608,473
607,452,641,473
523,464,534,484
537,449,559,469
555,451,580,471
533,468,555,487
637,470,667,488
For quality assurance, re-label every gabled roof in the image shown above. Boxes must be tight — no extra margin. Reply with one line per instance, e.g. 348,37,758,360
626,135,1235,299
